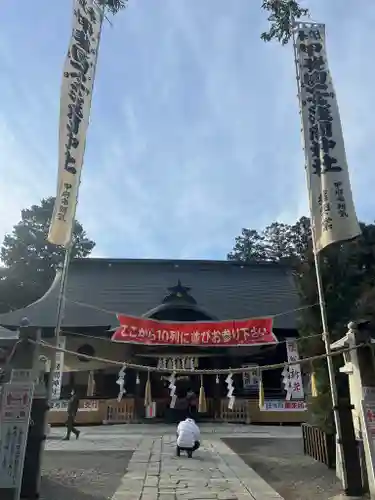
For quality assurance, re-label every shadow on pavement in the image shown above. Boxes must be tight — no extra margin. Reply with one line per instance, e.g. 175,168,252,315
40,450,133,500
223,437,342,500
40,477,108,500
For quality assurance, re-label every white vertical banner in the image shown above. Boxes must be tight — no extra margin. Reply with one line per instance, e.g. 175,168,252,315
48,0,104,247
295,23,361,252
283,339,304,400
51,336,66,400
0,382,34,497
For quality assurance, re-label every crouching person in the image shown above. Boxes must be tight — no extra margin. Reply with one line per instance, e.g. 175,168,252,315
176,417,200,458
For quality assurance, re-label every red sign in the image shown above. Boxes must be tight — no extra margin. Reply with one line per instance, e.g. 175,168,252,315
112,315,276,346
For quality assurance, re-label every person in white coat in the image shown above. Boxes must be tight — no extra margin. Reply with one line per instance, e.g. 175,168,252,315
176,417,201,458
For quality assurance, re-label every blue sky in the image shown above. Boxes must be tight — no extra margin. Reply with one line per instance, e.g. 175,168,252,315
0,0,373,259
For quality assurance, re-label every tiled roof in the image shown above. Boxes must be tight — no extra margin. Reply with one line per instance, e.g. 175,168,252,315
0,258,300,330
0,325,18,340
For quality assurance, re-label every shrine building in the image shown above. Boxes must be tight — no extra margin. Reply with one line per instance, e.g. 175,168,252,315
0,258,307,425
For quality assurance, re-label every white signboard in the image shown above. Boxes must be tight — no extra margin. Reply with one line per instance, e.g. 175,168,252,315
295,23,360,252
48,0,104,247
145,402,156,419
362,388,375,438
261,400,306,412
283,339,304,400
242,364,259,389
51,336,66,400
0,382,34,496
10,369,33,383
50,399,99,412
360,396,375,496
0,383,34,423
11,365,47,398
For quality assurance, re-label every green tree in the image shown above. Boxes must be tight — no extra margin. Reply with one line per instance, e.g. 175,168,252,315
261,0,309,45
0,197,95,313
227,216,311,263
227,228,267,262
228,219,375,431
101,0,128,14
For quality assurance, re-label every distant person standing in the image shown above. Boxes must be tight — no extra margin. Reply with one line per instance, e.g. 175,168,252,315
63,389,80,441
186,389,197,418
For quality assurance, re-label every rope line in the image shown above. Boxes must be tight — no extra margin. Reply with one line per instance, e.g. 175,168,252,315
64,297,320,321
29,337,366,375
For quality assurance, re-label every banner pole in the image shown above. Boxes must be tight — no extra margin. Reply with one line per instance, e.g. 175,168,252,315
291,23,348,491
46,243,72,404
46,0,106,402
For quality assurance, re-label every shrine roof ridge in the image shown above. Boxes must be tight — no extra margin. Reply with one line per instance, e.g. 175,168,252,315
69,257,293,268
0,258,301,331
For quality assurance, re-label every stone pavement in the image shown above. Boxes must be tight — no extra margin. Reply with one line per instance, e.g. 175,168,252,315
45,424,296,499
111,435,283,500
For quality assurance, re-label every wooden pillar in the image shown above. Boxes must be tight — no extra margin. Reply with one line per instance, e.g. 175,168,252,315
93,370,105,397
87,371,95,397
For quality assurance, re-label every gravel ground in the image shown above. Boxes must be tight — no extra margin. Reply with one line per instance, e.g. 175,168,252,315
223,437,343,500
39,450,133,500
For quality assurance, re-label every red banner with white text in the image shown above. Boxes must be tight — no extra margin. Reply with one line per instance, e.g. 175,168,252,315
111,315,276,346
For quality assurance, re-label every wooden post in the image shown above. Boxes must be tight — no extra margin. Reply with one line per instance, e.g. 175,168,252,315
331,322,370,496
348,322,375,495
0,325,46,500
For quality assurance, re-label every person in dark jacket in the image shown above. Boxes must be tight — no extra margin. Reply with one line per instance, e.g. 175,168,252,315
186,389,197,419
63,389,80,440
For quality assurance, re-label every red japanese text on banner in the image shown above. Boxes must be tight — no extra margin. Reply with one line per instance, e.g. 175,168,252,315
112,315,276,346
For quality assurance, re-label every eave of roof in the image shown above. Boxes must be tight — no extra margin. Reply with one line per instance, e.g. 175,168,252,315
0,258,300,330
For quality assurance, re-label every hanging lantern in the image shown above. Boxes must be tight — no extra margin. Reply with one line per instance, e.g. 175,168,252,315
198,374,207,413
225,373,235,410
258,369,265,409
144,371,152,407
116,365,126,402
215,374,220,384
136,373,140,385
168,372,177,408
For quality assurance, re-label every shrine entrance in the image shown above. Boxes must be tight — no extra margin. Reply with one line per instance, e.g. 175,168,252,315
136,280,219,422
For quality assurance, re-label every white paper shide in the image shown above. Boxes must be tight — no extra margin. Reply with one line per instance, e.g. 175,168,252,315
48,0,104,247
296,23,361,252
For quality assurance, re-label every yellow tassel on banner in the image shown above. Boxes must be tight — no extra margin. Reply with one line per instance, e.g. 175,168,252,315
258,372,264,409
144,372,152,407
311,372,318,397
198,375,207,413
